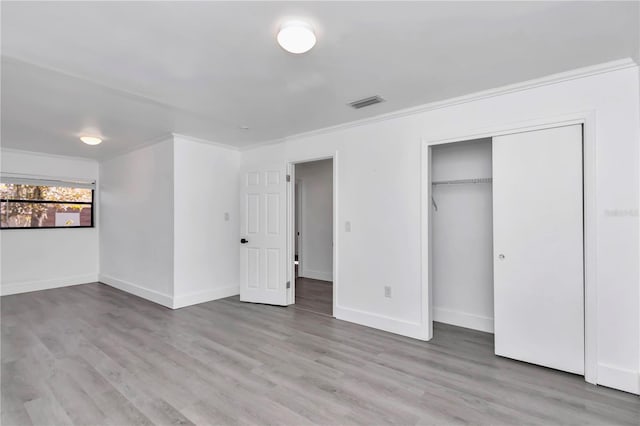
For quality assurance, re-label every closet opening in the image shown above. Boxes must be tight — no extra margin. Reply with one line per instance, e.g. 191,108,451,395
427,124,587,378
430,138,495,343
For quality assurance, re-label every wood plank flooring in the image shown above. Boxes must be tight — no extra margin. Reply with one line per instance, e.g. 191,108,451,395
294,277,332,316
2,283,639,425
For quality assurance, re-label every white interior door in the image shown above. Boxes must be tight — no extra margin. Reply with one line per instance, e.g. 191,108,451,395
239,165,289,305
493,125,584,375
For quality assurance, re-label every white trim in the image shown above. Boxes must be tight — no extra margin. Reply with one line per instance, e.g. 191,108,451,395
421,111,598,386
421,141,434,340
1,274,98,296
238,137,286,152
425,114,589,146
286,152,338,317
172,133,241,152
99,274,173,308
295,178,304,274
582,112,598,386
334,305,428,340
597,364,640,395
3,59,634,158
0,173,96,189
299,269,333,282
0,147,100,164
332,153,339,316
172,285,239,309
101,132,240,163
100,133,175,162
3,55,231,136
4,59,633,158
243,58,637,151
433,307,494,333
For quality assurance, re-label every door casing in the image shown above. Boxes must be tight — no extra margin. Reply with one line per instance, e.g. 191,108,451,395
295,179,303,273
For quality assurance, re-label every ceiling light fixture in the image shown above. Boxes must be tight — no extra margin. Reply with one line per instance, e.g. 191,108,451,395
80,136,102,145
277,21,316,54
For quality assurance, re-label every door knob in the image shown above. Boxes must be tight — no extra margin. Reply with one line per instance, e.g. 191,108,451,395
240,238,249,244
498,254,505,260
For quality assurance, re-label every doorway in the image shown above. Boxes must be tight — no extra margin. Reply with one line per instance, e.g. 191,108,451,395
291,158,334,316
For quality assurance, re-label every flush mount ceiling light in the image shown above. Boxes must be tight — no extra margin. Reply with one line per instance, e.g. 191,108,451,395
277,21,316,54
80,136,102,145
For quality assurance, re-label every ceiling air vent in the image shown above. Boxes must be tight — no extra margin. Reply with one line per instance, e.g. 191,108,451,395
348,95,385,109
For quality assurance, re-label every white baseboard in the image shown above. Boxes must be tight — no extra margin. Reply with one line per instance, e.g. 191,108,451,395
299,269,333,282
99,274,173,308
334,305,428,340
597,363,640,395
1,274,98,296
433,307,494,333
172,285,239,309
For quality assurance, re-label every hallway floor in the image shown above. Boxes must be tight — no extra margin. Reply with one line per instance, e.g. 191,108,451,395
294,276,332,316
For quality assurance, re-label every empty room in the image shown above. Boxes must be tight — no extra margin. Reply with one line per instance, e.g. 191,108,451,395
1,1,639,425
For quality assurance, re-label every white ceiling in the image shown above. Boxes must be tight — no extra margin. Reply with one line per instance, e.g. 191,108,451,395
2,1,638,160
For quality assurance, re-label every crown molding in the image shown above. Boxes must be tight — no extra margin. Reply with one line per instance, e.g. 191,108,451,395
0,147,99,164
238,136,286,152
99,133,175,163
2,55,230,127
171,133,241,152
99,132,241,163
4,56,636,157
241,57,638,151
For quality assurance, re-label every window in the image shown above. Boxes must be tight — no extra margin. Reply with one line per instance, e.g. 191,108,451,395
1,177,95,229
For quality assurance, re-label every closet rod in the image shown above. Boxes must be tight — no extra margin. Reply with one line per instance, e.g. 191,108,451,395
432,177,493,186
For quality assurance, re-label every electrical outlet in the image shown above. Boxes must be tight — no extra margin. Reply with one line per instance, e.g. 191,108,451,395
345,221,351,232
384,286,392,298
224,212,230,221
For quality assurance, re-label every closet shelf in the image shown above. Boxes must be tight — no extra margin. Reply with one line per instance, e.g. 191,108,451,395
432,177,493,186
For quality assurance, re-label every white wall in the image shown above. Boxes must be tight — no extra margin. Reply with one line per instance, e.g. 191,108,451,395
295,159,333,281
99,135,241,309
241,64,640,394
431,139,494,333
5,62,636,395
99,139,175,307
173,136,240,308
0,149,99,295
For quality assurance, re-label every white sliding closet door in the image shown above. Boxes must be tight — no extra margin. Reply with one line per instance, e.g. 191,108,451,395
493,125,584,375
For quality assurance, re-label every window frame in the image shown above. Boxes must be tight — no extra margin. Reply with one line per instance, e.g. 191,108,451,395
0,188,95,230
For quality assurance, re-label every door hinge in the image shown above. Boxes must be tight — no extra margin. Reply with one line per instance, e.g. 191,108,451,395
286,281,291,289
286,174,291,182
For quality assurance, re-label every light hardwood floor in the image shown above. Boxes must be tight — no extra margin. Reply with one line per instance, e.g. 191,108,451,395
2,283,639,425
